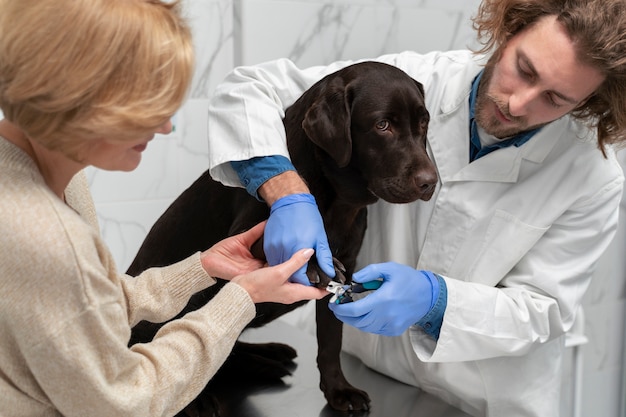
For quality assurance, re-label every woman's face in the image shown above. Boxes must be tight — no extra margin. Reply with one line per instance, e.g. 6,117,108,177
79,120,173,172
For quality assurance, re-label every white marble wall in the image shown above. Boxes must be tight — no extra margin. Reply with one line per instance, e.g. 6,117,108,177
85,1,625,416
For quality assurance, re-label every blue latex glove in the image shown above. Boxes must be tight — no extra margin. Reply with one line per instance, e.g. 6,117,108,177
328,262,439,336
265,193,335,285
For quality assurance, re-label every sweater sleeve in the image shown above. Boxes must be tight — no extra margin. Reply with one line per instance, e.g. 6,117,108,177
119,253,217,327
25,282,256,417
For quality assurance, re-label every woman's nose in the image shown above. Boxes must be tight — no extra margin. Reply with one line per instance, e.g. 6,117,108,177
156,119,173,135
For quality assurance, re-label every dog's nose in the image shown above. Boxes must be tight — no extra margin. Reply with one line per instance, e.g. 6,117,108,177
415,169,438,199
420,182,435,193
416,169,437,188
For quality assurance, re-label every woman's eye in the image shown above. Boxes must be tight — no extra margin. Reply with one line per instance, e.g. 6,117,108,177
375,120,390,130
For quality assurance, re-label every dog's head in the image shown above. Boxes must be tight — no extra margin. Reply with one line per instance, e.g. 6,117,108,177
301,61,437,204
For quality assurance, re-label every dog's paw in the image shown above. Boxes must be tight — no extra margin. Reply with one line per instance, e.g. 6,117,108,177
321,380,371,412
213,341,298,383
306,256,347,288
235,341,297,366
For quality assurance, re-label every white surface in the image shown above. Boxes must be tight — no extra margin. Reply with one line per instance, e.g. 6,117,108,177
238,320,472,417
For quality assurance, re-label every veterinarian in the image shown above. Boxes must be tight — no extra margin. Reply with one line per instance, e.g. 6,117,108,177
0,1,328,416
205,0,626,415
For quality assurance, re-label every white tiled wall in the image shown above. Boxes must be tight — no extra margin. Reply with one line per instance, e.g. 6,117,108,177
234,0,467,66
86,1,625,416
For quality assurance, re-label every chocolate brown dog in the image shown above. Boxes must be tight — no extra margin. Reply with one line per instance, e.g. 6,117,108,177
127,61,437,415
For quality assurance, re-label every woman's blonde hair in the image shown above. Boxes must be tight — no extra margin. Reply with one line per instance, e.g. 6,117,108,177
472,0,626,154
0,0,194,154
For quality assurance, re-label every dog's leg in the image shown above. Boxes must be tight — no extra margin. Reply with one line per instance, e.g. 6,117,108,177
315,298,370,411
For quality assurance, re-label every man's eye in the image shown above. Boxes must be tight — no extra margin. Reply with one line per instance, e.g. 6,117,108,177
519,68,532,80
375,120,390,130
546,93,563,108
517,62,534,81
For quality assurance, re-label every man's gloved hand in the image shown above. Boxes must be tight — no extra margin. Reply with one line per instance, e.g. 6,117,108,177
328,262,439,336
265,193,335,285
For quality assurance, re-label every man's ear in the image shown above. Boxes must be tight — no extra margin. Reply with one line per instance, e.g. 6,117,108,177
301,78,352,168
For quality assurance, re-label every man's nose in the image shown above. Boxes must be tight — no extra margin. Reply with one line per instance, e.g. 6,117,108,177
508,88,536,117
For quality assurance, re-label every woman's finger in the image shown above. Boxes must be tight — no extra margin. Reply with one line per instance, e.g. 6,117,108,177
238,221,266,246
274,248,314,280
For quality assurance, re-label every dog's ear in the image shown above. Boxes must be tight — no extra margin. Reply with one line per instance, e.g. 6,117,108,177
413,79,430,136
413,78,425,98
301,78,352,168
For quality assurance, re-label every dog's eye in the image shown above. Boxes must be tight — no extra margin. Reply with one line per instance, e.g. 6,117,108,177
375,120,390,131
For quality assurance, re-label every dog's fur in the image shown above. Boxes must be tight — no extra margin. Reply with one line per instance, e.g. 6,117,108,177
127,61,437,416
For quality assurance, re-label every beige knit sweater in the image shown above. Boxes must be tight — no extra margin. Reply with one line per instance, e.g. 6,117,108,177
0,136,256,417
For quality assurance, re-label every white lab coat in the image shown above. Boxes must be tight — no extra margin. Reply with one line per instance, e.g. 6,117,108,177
208,50,624,417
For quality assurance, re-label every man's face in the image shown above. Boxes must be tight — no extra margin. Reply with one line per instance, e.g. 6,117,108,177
475,15,605,139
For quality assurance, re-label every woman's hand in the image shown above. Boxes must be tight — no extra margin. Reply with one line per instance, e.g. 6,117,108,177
232,248,329,304
200,221,267,280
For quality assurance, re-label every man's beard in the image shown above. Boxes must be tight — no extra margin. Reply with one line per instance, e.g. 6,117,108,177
474,58,545,139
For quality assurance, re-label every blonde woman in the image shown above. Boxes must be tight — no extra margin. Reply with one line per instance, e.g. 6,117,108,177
0,1,326,416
